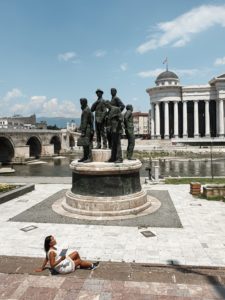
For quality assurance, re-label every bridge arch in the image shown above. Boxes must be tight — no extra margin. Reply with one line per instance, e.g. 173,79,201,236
50,135,61,154
26,136,42,158
0,136,15,163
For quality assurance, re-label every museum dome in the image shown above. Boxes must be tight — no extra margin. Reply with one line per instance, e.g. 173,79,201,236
155,70,179,86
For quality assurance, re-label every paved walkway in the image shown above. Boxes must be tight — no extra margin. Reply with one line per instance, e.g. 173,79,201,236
0,177,224,299
0,257,225,299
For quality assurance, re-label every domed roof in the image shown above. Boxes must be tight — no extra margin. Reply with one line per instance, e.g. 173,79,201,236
218,74,225,79
156,70,179,81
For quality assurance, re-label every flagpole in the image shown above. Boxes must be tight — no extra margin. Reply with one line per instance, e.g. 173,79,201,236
163,57,169,71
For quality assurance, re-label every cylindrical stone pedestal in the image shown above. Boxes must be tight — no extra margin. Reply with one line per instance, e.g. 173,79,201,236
61,154,151,219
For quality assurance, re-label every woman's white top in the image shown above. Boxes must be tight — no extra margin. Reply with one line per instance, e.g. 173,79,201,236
47,248,75,274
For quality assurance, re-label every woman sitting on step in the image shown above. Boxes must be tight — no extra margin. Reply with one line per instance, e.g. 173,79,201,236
35,235,99,274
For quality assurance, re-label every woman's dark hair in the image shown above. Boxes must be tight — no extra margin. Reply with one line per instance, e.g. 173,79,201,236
44,235,52,256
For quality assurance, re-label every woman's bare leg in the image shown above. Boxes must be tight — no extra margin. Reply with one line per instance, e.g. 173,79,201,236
69,251,92,269
69,251,80,260
79,260,92,268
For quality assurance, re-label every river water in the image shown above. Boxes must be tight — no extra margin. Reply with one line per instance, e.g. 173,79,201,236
4,155,225,178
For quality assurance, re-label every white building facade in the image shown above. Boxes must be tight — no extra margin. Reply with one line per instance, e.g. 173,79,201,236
133,112,150,138
0,119,8,129
146,71,225,140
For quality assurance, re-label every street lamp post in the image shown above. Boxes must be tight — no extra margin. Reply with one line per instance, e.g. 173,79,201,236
210,136,214,180
145,156,152,180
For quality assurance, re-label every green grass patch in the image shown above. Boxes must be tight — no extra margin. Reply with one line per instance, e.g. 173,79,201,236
205,195,225,202
165,177,225,185
0,183,17,193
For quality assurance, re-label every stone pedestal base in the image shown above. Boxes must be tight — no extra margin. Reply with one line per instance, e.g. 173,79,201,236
59,155,151,220
63,189,149,217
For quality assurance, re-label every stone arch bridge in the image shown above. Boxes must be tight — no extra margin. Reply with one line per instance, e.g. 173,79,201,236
0,129,80,163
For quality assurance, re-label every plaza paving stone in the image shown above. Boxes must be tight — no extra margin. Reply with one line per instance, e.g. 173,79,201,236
0,266,224,299
0,176,224,299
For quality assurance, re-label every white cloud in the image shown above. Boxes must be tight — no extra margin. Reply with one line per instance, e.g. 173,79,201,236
120,63,128,71
58,51,77,62
57,100,79,117
0,89,79,117
43,98,58,112
214,56,225,65
3,88,23,102
94,50,106,57
137,68,164,78
30,95,47,104
137,68,198,78
39,98,79,117
176,69,198,76
137,5,225,54
10,103,26,113
7,96,79,118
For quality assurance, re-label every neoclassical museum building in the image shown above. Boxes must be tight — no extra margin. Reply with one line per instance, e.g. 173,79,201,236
146,70,225,140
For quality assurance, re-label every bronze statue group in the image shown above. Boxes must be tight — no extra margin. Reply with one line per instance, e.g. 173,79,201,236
78,88,135,163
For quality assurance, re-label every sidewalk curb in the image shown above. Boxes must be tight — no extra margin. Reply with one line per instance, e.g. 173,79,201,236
0,183,35,204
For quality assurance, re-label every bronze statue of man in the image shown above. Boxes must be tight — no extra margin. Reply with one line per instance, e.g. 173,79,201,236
91,89,107,149
106,88,125,148
105,101,123,163
110,88,125,112
124,104,135,160
78,98,93,163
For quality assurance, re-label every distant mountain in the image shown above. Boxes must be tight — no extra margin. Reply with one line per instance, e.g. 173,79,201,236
37,117,80,128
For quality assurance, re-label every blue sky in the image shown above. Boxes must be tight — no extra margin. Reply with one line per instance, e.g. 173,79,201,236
0,0,225,118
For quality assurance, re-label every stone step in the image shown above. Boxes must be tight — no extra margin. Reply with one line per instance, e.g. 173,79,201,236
65,190,147,211
61,197,152,218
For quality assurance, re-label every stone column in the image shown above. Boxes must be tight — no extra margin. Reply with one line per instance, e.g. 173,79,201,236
164,102,169,139
151,104,155,139
205,100,210,137
216,101,219,136
182,101,188,138
194,100,199,138
174,101,178,138
218,99,224,137
155,102,160,139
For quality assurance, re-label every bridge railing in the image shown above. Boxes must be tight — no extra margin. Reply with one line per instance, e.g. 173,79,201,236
0,128,62,134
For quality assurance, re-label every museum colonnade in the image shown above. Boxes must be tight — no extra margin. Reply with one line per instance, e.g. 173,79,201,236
151,99,224,139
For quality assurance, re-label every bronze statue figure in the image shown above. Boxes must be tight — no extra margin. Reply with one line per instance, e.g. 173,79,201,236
91,89,107,149
110,88,125,112
78,98,93,163
105,101,123,163
106,88,125,148
124,104,135,160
